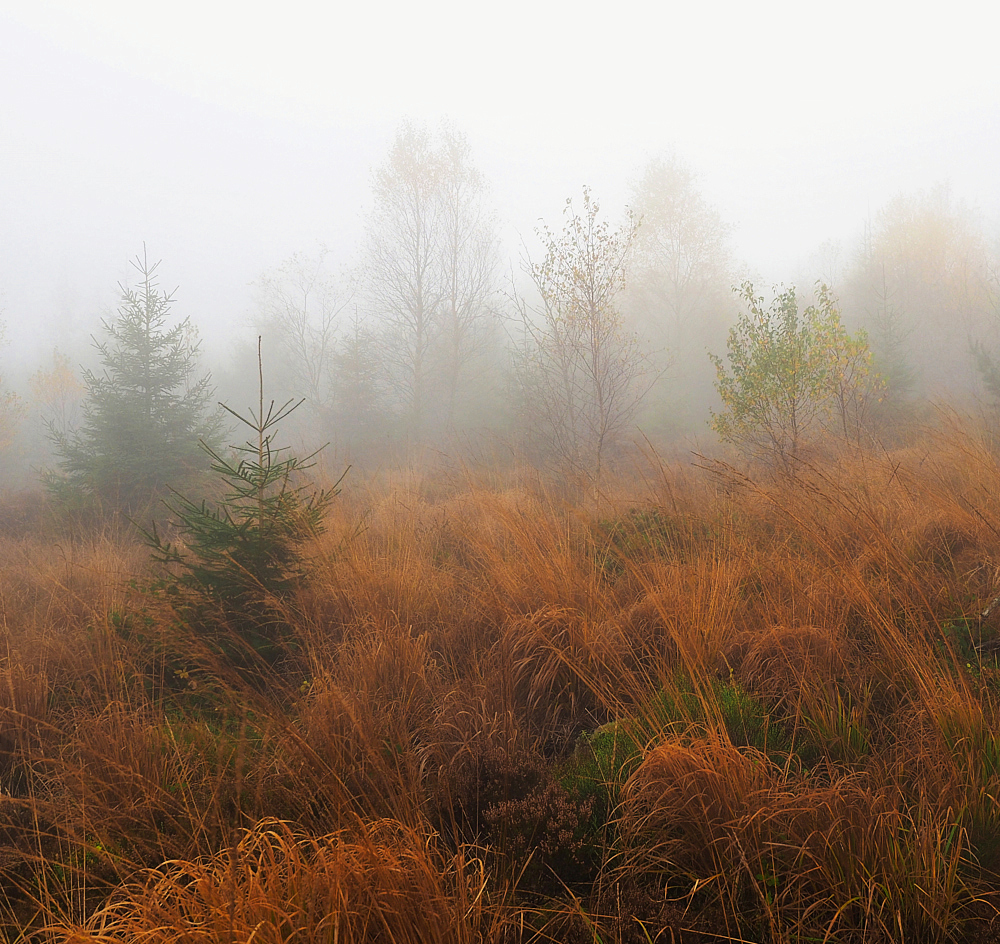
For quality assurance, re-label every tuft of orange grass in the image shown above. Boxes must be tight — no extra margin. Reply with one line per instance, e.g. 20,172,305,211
733,623,852,716
622,737,973,943
42,818,488,944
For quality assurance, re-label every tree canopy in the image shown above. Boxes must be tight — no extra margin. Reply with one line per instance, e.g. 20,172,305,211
710,283,880,471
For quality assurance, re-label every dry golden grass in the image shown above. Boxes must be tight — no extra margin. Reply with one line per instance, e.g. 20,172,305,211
2,418,1000,940
44,819,487,944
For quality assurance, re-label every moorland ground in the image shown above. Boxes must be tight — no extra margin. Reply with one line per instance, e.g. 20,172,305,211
1,418,1000,942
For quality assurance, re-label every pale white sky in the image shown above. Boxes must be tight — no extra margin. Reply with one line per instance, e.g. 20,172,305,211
1,0,998,364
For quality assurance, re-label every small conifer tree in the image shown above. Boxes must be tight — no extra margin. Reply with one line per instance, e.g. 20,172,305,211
146,338,342,673
49,250,220,513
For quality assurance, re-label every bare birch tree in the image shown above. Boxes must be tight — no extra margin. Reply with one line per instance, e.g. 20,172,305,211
364,122,501,439
254,248,354,415
365,123,443,437
436,127,501,429
516,188,649,478
629,156,732,342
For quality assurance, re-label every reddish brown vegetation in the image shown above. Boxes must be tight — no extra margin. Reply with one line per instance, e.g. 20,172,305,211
0,418,999,940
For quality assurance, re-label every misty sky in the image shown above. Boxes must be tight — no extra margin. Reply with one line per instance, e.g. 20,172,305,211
1,0,998,369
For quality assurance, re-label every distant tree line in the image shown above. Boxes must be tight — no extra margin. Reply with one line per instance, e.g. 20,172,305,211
3,124,1000,507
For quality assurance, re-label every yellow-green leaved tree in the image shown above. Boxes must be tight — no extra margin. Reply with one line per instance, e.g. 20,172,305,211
710,282,880,471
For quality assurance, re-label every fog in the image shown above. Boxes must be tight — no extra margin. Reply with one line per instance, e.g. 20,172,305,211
1,1,999,481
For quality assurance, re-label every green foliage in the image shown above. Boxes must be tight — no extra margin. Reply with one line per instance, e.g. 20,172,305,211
799,689,871,767
597,507,718,576
710,282,880,470
48,251,220,513
564,722,644,823
642,676,792,760
145,344,341,671
566,675,793,828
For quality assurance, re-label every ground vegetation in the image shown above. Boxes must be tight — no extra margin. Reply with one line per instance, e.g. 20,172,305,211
0,415,998,941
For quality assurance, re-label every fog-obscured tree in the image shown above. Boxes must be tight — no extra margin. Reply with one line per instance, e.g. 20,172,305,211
253,249,354,419
626,155,733,433
330,311,383,448
843,187,993,398
515,187,649,478
629,155,732,339
973,343,1000,407
363,122,501,440
711,283,879,471
972,257,1000,415
860,254,917,426
365,123,442,437
27,349,85,467
0,318,23,468
436,128,502,429
49,251,220,513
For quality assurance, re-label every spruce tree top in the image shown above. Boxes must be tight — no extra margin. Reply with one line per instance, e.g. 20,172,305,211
51,250,220,513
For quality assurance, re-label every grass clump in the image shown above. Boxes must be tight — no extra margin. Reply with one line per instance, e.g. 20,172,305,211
44,819,487,944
